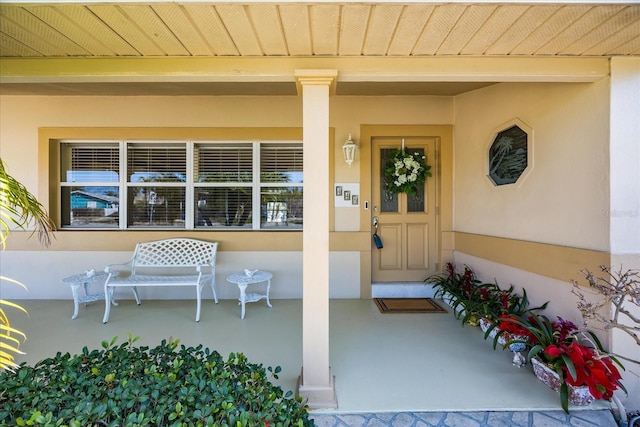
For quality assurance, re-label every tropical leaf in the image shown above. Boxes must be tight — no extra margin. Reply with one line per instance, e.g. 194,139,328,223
0,158,55,371
0,158,55,248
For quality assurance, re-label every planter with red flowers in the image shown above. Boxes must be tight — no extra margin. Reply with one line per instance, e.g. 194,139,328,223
428,263,547,366
531,354,594,406
502,311,626,412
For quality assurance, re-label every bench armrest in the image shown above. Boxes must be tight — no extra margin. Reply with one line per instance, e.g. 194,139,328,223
195,264,215,274
104,260,133,276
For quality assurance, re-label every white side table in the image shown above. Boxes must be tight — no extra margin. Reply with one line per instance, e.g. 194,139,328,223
226,270,273,319
63,271,117,320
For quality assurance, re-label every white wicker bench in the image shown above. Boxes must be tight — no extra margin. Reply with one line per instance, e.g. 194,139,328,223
102,238,218,323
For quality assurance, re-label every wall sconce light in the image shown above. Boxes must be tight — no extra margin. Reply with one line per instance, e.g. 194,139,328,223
342,133,357,167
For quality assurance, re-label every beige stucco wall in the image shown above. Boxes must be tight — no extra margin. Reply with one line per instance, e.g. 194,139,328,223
0,94,453,300
452,80,611,329
454,80,610,251
453,73,640,411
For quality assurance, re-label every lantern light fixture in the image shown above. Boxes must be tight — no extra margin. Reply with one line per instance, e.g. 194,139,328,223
342,133,357,167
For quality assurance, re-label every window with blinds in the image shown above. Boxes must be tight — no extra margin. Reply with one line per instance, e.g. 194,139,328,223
59,140,302,230
260,143,303,183
61,143,119,183
195,143,252,183
127,143,186,183
60,143,120,228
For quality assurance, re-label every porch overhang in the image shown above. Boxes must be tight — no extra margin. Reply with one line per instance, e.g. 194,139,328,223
0,57,611,97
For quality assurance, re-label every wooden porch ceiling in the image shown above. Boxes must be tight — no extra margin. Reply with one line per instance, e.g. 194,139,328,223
1,1,639,96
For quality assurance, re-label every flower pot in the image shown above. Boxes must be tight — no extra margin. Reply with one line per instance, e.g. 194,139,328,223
480,317,527,367
480,317,498,338
442,291,460,307
479,317,527,351
442,292,469,320
531,357,594,406
442,291,456,308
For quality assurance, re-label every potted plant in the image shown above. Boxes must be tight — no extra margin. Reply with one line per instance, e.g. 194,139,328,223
503,311,626,412
429,263,543,329
481,289,548,347
427,263,481,321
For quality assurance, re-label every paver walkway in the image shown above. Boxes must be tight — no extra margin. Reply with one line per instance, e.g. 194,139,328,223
310,410,617,426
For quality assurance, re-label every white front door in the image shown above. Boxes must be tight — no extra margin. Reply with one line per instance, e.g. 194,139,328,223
371,137,439,282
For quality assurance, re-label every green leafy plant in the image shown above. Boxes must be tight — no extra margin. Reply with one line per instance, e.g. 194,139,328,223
482,288,548,349
503,311,626,412
428,263,492,325
428,263,544,327
0,159,54,249
0,336,314,426
428,263,478,307
0,159,55,371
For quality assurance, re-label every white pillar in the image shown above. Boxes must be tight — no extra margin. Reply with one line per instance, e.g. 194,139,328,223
609,57,640,411
294,69,338,409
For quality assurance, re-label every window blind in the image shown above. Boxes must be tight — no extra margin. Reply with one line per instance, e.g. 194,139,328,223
61,143,119,183
195,143,253,183
127,144,186,183
260,143,303,183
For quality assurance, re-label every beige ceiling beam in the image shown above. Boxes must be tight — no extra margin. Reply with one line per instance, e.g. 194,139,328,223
0,56,609,84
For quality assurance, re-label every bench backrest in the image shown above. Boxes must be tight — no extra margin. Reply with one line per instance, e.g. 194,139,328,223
132,238,218,270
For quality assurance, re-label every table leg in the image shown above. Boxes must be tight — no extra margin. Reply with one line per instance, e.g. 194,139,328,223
239,283,247,319
70,283,81,320
103,285,112,324
265,279,272,308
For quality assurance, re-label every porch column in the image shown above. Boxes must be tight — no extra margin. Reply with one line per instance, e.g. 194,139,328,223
294,69,338,409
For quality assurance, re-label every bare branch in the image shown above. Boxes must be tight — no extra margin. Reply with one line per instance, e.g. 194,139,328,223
573,266,640,364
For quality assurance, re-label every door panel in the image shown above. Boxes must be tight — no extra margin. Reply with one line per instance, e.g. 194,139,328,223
372,137,438,282
378,223,402,270
406,223,428,270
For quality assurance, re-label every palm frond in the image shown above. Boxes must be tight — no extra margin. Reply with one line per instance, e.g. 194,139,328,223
0,159,54,371
0,158,55,248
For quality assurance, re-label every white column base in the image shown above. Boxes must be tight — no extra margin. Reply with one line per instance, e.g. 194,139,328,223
296,368,338,410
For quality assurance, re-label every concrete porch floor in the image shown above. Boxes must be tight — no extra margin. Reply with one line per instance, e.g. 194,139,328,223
8,298,617,426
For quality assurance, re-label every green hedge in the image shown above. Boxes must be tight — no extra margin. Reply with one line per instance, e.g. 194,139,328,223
0,337,313,427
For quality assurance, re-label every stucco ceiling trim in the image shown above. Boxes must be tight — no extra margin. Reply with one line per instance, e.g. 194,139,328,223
0,56,610,83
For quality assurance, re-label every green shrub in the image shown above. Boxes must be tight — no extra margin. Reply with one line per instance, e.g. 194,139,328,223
0,336,314,427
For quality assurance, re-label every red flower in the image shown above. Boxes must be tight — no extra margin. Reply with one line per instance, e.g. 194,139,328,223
446,262,456,279
498,314,537,343
497,291,511,312
462,268,474,286
544,344,564,358
552,317,578,343
560,342,623,400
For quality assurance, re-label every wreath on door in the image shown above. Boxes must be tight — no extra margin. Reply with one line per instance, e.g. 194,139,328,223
384,149,431,195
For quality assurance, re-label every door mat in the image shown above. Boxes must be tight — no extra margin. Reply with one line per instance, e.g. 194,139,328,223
374,298,447,314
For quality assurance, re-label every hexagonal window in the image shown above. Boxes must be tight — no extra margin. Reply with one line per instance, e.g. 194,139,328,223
488,124,528,186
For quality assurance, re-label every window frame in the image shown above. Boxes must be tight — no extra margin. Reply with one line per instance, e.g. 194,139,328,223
58,139,303,231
